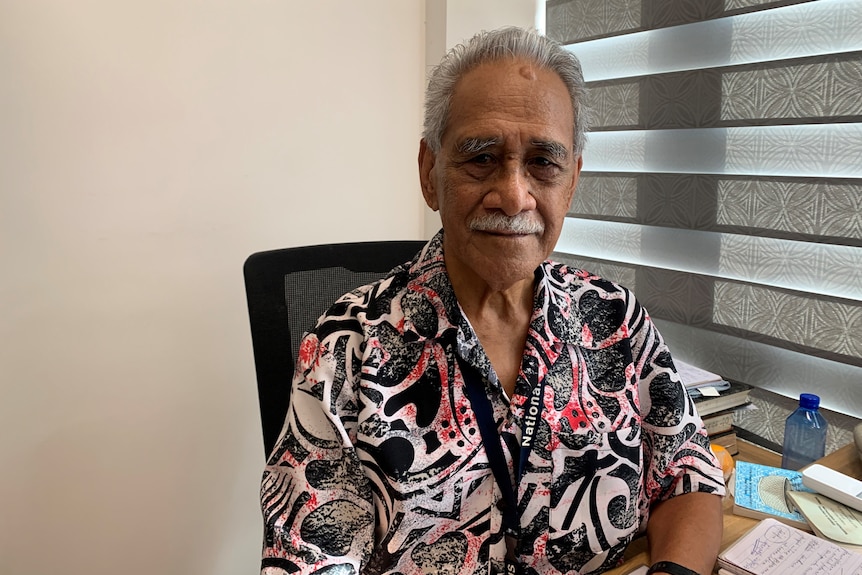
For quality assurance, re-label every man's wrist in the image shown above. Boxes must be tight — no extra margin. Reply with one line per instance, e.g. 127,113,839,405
646,560,701,575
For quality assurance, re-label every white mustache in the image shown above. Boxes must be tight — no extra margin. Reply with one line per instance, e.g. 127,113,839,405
468,213,544,234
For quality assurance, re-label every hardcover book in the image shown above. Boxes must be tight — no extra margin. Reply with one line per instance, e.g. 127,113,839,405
702,407,738,436
710,429,738,456
692,379,752,417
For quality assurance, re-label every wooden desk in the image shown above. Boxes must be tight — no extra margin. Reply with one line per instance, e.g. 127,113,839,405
817,441,862,480
603,442,862,575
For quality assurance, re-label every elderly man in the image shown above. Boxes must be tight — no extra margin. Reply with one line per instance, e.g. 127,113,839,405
261,27,725,575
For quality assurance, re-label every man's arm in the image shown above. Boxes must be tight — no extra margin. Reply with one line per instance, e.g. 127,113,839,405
646,491,723,575
261,324,375,575
625,295,727,575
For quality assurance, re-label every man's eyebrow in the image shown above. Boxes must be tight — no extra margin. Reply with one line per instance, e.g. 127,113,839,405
531,140,570,160
456,137,499,155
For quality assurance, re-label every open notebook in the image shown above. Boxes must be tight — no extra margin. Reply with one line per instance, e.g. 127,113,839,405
717,518,862,575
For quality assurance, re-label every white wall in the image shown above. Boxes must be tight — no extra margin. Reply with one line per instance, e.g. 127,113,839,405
0,1,537,573
0,2,424,574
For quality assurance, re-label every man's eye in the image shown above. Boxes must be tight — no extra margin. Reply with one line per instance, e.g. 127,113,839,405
470,153,494,165
529,157,562,180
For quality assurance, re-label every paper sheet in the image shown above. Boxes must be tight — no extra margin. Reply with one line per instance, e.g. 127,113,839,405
787,490,862,547
674,359,723,388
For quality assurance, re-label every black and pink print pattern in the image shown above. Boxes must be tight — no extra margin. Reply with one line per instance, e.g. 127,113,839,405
261,231,725,575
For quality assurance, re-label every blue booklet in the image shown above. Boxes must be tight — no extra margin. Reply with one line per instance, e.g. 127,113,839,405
732,460,815,530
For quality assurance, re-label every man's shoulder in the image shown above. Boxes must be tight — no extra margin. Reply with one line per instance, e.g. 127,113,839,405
326,260,414,314
541,259,647,347
542,258,634,299
318,241,445,319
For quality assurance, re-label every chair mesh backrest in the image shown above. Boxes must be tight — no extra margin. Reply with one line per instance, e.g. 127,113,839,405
243,240,425,457
284,267,384,364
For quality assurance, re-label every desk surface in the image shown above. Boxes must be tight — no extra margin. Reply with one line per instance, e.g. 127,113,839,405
604,441,862,575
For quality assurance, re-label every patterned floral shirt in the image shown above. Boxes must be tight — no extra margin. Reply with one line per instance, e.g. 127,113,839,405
261,231,725,575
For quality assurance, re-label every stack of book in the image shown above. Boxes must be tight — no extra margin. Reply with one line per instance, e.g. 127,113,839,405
675,360,754,456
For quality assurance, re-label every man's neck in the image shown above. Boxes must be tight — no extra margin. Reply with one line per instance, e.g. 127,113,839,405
447,260,535,397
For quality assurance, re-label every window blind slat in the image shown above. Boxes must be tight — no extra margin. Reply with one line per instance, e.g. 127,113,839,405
583,124,862,177
569,0,862,81
558,218,862,301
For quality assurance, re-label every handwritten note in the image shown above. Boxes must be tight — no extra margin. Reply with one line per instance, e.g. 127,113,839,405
718,518,862,575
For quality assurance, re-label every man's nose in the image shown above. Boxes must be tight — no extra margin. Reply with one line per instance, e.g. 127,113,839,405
485,165,536,216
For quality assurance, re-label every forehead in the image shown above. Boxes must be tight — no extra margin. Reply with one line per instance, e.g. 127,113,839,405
443,58,574,149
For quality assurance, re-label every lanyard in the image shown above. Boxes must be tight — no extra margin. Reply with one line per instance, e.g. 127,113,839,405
457,356,546,538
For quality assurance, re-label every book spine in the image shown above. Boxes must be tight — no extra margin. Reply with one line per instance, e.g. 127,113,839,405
703,411,735,435
709,430,738,455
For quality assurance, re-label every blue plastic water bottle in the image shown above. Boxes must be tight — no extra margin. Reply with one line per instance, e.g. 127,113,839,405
781,393,828,470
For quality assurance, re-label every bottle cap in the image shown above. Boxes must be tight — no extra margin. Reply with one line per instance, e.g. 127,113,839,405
799,393,820,410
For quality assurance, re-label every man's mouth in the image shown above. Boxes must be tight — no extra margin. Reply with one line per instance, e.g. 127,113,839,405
468,213,544,235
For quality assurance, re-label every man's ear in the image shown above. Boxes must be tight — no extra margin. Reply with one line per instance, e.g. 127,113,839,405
565,154,583,207
418,139,439,212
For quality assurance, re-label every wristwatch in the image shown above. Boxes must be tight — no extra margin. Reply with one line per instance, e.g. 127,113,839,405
646,561,700,575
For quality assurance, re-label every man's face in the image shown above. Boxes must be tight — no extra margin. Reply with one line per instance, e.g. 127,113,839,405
419,58,582,292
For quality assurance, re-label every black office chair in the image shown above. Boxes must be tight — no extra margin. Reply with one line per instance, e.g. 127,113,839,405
243,240,426,457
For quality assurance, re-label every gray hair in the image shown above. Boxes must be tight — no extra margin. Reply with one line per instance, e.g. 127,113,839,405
422,26,589,157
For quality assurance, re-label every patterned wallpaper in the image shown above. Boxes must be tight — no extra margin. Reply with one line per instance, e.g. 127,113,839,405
548,0,822,44
716,179,862,240
547,0,862,437
587,55,862,131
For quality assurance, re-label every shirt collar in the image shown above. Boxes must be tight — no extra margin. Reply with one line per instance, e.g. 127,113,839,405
399,230,585,350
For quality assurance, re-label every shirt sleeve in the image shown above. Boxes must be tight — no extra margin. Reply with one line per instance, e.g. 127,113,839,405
628,297,727,507
260,316,375,575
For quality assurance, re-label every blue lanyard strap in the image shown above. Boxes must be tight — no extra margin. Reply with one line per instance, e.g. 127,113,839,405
457,356,545,537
